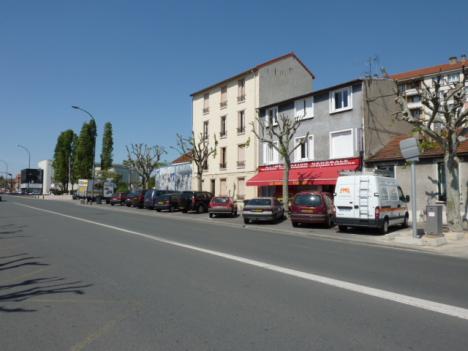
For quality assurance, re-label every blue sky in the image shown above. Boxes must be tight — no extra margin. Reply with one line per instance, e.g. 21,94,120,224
1,0,467,175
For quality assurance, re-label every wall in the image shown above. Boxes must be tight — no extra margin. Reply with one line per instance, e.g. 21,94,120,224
258,56,313,108
363,79,413,158
38,160,53,194
154,163,192,192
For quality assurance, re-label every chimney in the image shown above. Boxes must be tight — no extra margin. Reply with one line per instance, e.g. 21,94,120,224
461,54,467,63
449,56,458,64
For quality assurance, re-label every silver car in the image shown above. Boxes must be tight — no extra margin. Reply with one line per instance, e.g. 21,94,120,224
242,197,285,224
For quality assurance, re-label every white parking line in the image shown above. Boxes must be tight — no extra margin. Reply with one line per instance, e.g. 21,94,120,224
15,201,468,321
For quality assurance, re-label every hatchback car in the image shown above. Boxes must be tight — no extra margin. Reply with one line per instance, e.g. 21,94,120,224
290,192,335,228
125,192,137,207
110,192,128,206
154,192,181,212
242,197,285,224
208,196,238,218
179,191,213,213
128,190,147,208
144,189,173,209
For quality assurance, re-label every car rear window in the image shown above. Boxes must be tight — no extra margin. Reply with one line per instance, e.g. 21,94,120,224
247,198,271,206
294,194,322,207
213,197,229,203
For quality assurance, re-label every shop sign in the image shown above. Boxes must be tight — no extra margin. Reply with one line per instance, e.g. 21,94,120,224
258,157,361,172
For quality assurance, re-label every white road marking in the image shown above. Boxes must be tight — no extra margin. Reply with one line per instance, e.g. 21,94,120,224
15,202,468,321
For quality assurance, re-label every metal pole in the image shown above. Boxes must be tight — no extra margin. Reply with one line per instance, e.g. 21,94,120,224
411,161,418,238
72,106,97,204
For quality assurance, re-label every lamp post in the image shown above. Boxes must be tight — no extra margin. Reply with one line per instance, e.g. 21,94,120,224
17,144,31,194
72,105,97,203
0,160,8,191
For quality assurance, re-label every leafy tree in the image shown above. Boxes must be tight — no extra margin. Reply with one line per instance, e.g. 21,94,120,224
74,120,97,179
251,113,307,208
173,132,217,191
124,143,166,189
52,129,77,192
395,68,468,232
100,122,113,171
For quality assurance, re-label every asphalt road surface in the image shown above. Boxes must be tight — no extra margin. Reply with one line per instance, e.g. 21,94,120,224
1,196,468,350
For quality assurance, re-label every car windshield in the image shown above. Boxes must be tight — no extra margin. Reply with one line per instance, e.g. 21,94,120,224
294,194,322,207
247,198,271,206
213,197,229,203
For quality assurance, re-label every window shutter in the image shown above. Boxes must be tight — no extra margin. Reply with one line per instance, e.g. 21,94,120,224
308,135,314,160
295,100,304,118
305,97,313,117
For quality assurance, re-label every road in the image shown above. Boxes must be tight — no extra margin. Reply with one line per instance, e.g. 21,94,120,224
1,196,468,350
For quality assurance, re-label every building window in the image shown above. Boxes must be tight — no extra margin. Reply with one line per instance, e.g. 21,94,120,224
220,86,227,108
294,97,314,119
203,93,209,114
330,87,352,113
220,116,227,137
237,79,245,102
411,109,421,120
203,159,208,171
265,107,278,126
237,177,245,200
294,135,314,161
237,144,245,168
437,162,447,201
330,129,354,159
220,147,227,169
220,178,227,196
237,110,245,134
263,142,279,164
210,179,215,194
447,73,460,84
203,121,209,140
376,165,395,178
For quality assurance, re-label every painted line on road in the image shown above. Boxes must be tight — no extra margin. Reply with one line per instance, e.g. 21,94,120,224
15,201,468,321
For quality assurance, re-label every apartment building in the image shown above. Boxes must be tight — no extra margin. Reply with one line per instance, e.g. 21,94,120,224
248,78,412,199
191,53,314,200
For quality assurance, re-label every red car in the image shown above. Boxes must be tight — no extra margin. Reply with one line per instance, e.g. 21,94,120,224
110,192,128,206
290,192,335,228
208,196,238,218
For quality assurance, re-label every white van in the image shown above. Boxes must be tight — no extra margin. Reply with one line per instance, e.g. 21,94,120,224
334,174,409,233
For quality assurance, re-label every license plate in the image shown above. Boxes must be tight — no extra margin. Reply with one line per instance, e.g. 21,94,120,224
158,201,164,204
302,209,314,213
253,209,263,212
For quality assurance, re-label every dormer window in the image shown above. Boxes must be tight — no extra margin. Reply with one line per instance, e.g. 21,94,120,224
330,87,352,113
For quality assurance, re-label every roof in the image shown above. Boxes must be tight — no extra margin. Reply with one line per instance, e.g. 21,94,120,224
260,78,364,110
391,61,467,81
171,152,192,164
190,52,315,96
366,134,468,163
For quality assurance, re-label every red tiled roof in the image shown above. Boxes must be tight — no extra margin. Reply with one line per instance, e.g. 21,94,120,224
171,152,192,165
391,61,467,81
190,52,314,96
366,134,468,162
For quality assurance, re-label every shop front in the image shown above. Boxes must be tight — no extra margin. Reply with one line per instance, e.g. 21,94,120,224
247,157,361,200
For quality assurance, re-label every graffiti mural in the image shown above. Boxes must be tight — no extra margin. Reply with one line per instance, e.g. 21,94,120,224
154,163,192,191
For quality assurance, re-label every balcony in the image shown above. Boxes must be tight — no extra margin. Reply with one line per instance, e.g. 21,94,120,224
237,127,245,135
203,107,209,114
219,162,227,170
220,101,227,109
237,95,246,103
237,160,245,169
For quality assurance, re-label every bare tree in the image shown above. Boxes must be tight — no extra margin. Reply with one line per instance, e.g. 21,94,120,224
395,68,468,232
124,143,166,189
173,132,218,191
251,113,308,208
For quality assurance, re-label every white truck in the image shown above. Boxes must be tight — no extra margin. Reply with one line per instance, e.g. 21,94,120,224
76,179,115,203
334,174,409,234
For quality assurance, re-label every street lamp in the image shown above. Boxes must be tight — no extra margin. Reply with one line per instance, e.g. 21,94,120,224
17,144,31,194
72,105,97,202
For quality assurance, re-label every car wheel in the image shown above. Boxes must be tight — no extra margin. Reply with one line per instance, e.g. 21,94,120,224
243,218,250,224
182,209,187,213
380,218,389,234
209,213,213,218
326,216,333,228
156,209,161,212
197,204,204,213
292,221,299,227
402,214,408,228
111,203,114,206
338,225,347,232
232,210,237,218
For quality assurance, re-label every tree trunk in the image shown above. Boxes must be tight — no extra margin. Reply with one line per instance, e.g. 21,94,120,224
197,172,203,191
282,160,290,210
445,152,463,232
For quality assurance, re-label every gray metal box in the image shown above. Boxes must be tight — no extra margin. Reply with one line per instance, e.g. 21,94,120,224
426,205,443,235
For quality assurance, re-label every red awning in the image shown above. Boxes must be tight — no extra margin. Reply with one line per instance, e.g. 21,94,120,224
247,158,361,187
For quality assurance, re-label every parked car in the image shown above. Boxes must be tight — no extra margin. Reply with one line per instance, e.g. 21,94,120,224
208,196,238,218
179,191,213,213
128,190,147,208
334,174,409,234
125,192,137,207
110,192,128,206
144,189,173,209
290,192,335,228
154,192,181,212
242,197,285,224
